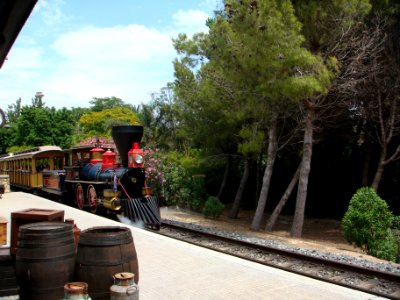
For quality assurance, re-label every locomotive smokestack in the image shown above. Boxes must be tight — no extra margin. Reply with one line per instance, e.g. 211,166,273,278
111,125,144,167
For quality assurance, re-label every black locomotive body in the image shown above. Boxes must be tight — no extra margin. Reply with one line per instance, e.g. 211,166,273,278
62,125,160,228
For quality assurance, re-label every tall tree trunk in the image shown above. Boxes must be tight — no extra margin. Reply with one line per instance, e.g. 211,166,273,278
361,140,372,186
250,114,278,230
255,154,262,207
265,163,301,231
371,92,400,191
371,154,385,191
291,101,315,238
217,158,230,200
229,158,251,219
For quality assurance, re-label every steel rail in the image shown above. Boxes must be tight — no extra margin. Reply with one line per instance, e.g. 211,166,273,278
159,221,400,300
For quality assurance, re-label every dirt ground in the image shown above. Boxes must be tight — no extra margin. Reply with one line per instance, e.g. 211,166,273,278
160,206,388,264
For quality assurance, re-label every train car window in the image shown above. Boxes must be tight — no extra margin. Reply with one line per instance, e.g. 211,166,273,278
83,152,90,163
36,158,49,171
54,156,63,170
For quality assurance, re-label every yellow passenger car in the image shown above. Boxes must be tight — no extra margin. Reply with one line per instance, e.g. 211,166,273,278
0,146,64,191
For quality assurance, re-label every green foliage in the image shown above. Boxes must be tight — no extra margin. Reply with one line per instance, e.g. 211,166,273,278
293,0,372,52
79,107,140,136
0,127,14,154
6,145,34,154
179,149,203,173
51,108,76,148
209,0,333,101
10,106,75,149
393,229,400,262
172,15,257,159
238,124,265,157
140,87,179,150
161,151,207,211
342,187,398,262
89,97,135,112
203,196,225,219
162,161,189,207
368,229,398,262
188,175,207,211
392,216,400,230
6,98,22,124
171,0,337,192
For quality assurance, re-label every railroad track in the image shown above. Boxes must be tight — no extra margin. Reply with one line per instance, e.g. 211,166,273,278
159,221,400,300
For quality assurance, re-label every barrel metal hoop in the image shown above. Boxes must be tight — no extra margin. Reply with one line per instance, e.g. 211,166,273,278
22,284,65,293
17,238,74,248
16,252,76,263
76,255,135,266
78,236,133,246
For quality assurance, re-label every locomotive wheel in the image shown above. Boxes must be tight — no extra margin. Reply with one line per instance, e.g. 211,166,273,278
87,185,97,213
75,184,84,209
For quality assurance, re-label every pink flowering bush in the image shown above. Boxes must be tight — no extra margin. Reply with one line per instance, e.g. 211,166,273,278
77,136,115,149
144,148,165,196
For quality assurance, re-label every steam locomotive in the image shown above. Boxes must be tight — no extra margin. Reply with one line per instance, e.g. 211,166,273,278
0,125,161,229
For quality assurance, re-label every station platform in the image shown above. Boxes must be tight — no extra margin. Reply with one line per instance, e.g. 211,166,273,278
0,192,387,299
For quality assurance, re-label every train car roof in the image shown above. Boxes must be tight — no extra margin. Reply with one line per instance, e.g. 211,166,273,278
63,145,115,153
0,146,63,160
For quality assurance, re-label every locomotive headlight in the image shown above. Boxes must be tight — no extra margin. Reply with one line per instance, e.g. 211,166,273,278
134,154,143,164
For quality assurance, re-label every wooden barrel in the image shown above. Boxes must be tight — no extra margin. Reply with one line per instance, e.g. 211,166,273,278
0,252,18,297
15,221,75,300
75,226,139,300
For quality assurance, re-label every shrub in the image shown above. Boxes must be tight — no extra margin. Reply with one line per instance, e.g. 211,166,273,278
144,148,165,197
393,229,400,262
162,162,188,207
392,215,400,230
368,229,398,262
203,196,225,219
187,175,207,211
161,151,207,210
342,187,398,262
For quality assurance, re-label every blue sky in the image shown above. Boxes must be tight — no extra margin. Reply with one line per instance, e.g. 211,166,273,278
0,0,222,109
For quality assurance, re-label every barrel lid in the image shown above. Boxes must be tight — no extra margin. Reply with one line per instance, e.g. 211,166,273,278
19,221,71,234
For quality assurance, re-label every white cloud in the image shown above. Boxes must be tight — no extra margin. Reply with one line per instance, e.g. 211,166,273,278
34,0,68,28
200,0,222,12
42,24,177,107
52,25,174,64
2,47,43,70
172,9,210,35
0,5,216,109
